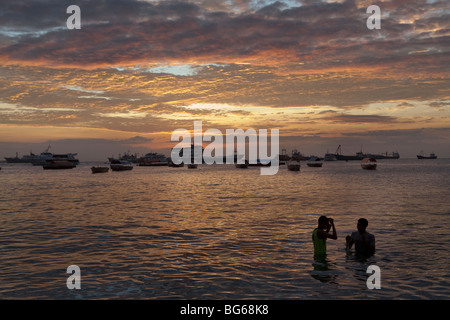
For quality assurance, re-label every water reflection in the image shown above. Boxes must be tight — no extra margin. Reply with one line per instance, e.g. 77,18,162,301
344,251,378,285
310,255,339,285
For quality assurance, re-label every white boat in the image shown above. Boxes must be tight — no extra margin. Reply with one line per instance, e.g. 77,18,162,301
138,152,169,166
307,156,323,167
287,160,301,171
361,158,377,170
91,166,109,173
110,160,133,171
42,160,77,170
30,146,79,166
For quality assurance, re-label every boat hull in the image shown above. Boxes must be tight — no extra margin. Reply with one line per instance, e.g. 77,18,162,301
42,161,76,170
110,165,133,171
91,166,109,173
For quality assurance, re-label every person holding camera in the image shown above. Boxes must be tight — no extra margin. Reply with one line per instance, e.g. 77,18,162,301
312,216,338,257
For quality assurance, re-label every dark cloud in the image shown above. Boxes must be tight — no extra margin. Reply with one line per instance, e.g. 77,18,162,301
0,0,448,75
321,114,398,124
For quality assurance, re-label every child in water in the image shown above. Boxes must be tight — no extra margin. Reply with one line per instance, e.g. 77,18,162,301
312,216,338,256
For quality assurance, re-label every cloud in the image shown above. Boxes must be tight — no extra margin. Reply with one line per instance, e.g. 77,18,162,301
0,0,448,76
321,114,398,123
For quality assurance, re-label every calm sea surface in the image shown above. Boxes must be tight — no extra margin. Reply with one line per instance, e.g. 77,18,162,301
0,159,449,299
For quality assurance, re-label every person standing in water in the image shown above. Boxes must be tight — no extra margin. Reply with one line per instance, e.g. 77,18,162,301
312,216,338,257
346,218,375,256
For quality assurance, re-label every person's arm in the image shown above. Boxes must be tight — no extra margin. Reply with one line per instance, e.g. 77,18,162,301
318,219,337,240
346,235,354,250
369,235,375,252
329,219,337,240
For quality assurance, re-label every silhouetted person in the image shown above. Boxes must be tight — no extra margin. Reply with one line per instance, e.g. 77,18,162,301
346,218,375,256
312,216,337,257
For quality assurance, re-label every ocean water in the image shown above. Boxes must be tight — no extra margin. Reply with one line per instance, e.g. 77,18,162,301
0,159,449,299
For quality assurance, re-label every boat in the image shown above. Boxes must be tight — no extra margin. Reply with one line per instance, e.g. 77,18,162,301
91,166,109,173
33,153,79,166
417,151,437,159
110,160,133,171
108,152,140,163
291,149,308,161
287,160,301,171
42,160,77,170
307,156,323,167
4,151,38,163
138,152,169,166
333,145,362,161
278,148,290,165
358,151,399,159
323,151,337,161
187,164,198,169
361,158,377,170
5,145,79,165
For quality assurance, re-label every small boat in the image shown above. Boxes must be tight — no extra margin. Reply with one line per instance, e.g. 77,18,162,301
287,160,301,171
187,164,198,169
361,158,377,170
42,160,77,170
417,151,437,159
307,156,323,167
110,160,133,171
91,166,109,174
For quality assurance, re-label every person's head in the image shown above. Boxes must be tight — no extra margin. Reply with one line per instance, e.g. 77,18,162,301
357,218,369,233
318,216,329,229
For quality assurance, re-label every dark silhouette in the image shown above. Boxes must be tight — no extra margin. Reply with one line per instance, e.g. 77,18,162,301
312,216,337,257
346,218,375,256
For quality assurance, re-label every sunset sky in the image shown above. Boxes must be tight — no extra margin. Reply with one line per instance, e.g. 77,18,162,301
0,0,449,160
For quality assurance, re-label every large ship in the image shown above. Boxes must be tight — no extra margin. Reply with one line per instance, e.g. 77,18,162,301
324,145,399,160
357,151,400,159
5,146,79,165
138,152,169,166
4,151,39,163
324,145,362,161
417,151,437,159
108,151,140,163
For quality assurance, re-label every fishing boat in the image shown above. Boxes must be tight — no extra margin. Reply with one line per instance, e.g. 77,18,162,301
91,166,109,173
361,158,377,170
417,151,437,159
42,160,77,170
287,160,301,171
110,160,133,171
307,156,323,167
